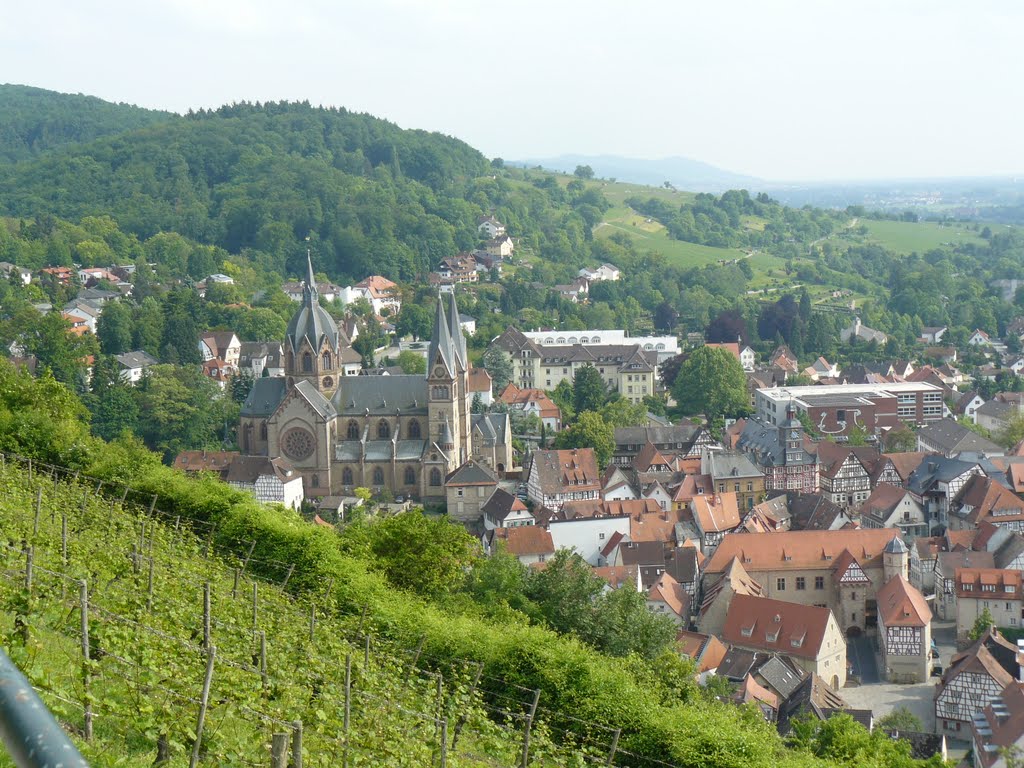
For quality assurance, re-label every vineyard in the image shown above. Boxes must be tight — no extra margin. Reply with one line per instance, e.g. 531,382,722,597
0,455,626,767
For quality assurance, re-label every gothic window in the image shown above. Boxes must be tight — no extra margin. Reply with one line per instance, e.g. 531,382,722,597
302,353,313,372
259,422,267,440
347,420,360,439
408,420,421,439
281,428,316,461
373,467,384,485
430,468,442,486
377,420,390,439
322,376,333,388
404,466,416,485
342,468,353,485
311,474,319,488
242,423,252,452
322,352,332,369
431,385,449,400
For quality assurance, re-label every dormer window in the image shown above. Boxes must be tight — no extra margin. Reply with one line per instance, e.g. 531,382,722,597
766,630,780,643
741,625,753,638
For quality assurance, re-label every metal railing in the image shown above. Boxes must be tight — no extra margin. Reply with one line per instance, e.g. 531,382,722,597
0,647,88,767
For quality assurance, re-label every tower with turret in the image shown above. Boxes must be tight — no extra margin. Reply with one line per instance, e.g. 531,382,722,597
883,536,910,583
283,254,341,399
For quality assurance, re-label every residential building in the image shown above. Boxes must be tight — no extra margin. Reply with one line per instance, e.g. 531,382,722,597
490,327,658,404
920,326,948,345
238,342,285,379
690,492,742,554
613,424,714,466
860,485,927,539
936,629,1021,738
698,557,764,636
172,450,239,477
199,331,241,366
444,461,498,524
577,263,621,282
918,418,1004,458
876,573,932,683
978,396,1024,435
955,391,986,425
956,568,1024,641
498,384,561,431
115,350,159,384
481,488,534,530
815,441,875,507
467,367,493,407
225,455,304,510
485,234,514,258
703,527,903,635
549,514,631,567
477,215,505,239
969,681,1024,768
676,631,729,675
735,413,819,494
519,329,679,363
721,594,848,690
646,572,690,624
840,317,888,346
906,456,983,527
525,448,600,513
484,526,554,566
949,475,1024,533
0,262,31,285
702,448,765,511
338,275,401,316
910,537,941,594
787,493,851,532
934,550,995,620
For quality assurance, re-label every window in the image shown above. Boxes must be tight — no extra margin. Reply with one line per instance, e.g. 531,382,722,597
302,353,312,372
260,422,268,440
718,484,724,493
322,352,332,369
836,409,846,421
342,468,353,486
796,577,806,590
404,467,416,485
747,482,753,492
777,578,786,591
851,592,857,600
852,612,856,622
372,467,384,485
734,483,740,493
815,576,824,590
430,468,442,486
408,420,421,439
311,474,319,488
377,420,390,439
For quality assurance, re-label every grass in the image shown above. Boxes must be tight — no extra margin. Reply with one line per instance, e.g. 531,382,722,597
852,219,987,254
595,204,742,268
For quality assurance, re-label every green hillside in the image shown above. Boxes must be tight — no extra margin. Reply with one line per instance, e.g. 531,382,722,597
854,219,988,254
0,84,173,163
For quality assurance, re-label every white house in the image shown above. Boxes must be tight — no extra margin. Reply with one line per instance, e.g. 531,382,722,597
969,329,993,347
477,216,506,239
548,515,632,566
578,263,621,282
459,314,477,337
338,276,401,316
225,456,304,510
740,346,757,372
199,331,241,367
206,273,235,285
0,262,31,285
115,350,159,384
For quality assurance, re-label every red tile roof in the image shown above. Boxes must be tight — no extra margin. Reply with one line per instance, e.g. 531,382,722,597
722,594,835,660
705,528,899,575
876,575,931,627
492,526,554,557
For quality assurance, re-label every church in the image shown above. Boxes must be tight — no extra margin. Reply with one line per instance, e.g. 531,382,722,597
239,257,512,502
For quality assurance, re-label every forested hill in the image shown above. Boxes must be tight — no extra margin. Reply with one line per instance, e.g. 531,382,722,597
0,92,493,281
0,84,174,162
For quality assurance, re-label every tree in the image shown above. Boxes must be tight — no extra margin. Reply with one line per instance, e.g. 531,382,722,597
572,365,607,415
525,549,604,638
573,165,594,180
356,511,479,597
553,412,614,468
134,365,226,460
481,347,513,394
653,302,679,333
671,346,748,420
396,350,426,375
395,304,432,341
846,425,868,446
876,707,924,733
96,300,133,355
464,550,534,617
599,397,648,429
970,606,996,641
998,412,1024,450
884,425,917,453
591,583,677,659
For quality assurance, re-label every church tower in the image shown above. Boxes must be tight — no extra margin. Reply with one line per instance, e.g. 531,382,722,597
883,536,910,583
447,291,472,464
427,295,461,469
284,254,341,398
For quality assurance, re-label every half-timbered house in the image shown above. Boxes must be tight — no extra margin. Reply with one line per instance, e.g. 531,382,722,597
936,629,1021,738
876,574,932,682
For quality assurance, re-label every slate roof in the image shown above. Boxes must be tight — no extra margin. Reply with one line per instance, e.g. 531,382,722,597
332,375,429,415
614,425,704,451
787,492,847,531
292,380,337,420
115,350,159,369
756,655,806,700
736,417,815,468
704,449,762,479
241,377,288,417
472,412,509,445
529,448,600,495
481,488,529,523
906,456,980,495
918,418,1003,456
239,341,283,368
445,461,498,487
285,255,339,354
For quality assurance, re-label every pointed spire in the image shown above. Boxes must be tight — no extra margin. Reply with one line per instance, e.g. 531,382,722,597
427,294,454,377
303,249,318,306
447,290,467,371
441,414,454,447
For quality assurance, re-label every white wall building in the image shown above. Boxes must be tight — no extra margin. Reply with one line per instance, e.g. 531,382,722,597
548,516,632,566
521,329,679,363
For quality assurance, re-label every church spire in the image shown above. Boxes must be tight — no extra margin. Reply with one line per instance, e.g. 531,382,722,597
447,290,467,371
427,294,455,376
303,249,319,306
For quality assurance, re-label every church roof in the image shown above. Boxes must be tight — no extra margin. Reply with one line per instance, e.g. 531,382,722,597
241,377,287,417
448,291,467,370
332,376,429,415
334,440,427,462
472,412,508,445
427,295,456,377
293,380,336,420
285,254,339,355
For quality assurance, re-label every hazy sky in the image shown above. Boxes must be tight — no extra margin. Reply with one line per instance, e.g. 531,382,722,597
2,0,1021,181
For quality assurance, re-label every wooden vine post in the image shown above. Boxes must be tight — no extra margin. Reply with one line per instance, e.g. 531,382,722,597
79,580,93,741
189,645,216,768
520,688,541,768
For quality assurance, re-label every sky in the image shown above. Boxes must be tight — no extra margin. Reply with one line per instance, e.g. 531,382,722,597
2,0,1022,182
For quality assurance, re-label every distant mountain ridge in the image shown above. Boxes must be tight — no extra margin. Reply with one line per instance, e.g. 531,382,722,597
516,153,763,192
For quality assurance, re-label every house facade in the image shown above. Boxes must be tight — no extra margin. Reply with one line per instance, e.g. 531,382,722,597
955,568,1024,642
524,448,600,512
876,573,932,683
